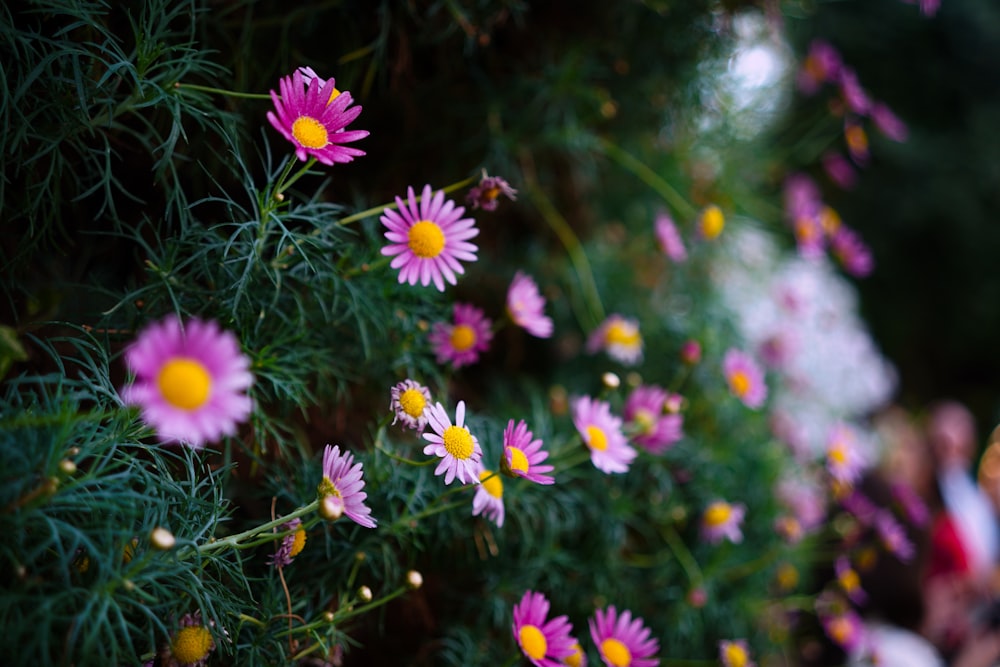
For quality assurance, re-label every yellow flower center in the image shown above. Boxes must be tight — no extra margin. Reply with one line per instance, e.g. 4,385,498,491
480,469,503,498
704,502,732,528
820,206,842,234
290,527,307,558
399,388,427,418
564,643,585,667
728,371,750,398
723,643,748,667
777,563,800,591
795,217,819,242
171,625,213,664
605,322,641,348
450,324,477,352
839,568,860,593
407,220,446,258
519,624,548,660
828,443,847,465
845,124,869,154
291,115,329,149
829,616,852,645
508,446,529,473
700,205,725,239
442,425,474,460
157,358,212,411
585,424,608,451
601,637,633,667
326,87,341,104
634,408,656,434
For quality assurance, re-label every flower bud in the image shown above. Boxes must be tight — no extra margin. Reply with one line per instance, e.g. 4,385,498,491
59,459,77,475
357,585,373,603
601,372,620,390
150,527,176,550
406,570,423,590
680,339,702,365
319,494,344,521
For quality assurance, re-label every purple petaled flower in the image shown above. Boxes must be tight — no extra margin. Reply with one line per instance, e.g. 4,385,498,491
793,214,827,259
838,68,871,116
797,40,843,94
589,605,660,667
390,379,432,431
472,463,505,527
825,423,866,486
623,385,683,454
820,607,865,653
502,419,555,485
380,184,480,291
428,302,494,369
901,0,940,17
586,314,643,366
830,226,874,278
719,639,755,667
507,272,554,338
835,556,867,604
841,489,879,526
267,518,306,568
467,169,518,211
701,500,746,545
722,349,767,410
654,210,687,262
422,400,483,485
875,509,916,561
267,69,368,165
784,173,822,222
512,590,578,667
680,339,701,365
871,102,909,142
844,120,870,166
319,445,377,528
572,396,636,474
121,315,254,449
822,151,858,190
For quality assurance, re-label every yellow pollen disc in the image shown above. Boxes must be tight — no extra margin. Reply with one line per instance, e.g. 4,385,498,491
291,115,329,149
585,424,608,452
605,322,641,348
700,205,725,239
729,371,750,398
724,644,748,667
484,186,501,201
829,617,851,644
450,324,477,352
171,625,213,664
290,527,307,558
564,644,585,667
407,220,446,258
795,218,818,242
399,388,427,418
327,87,341,104
519,624,548,660
820,206,842,234
634,409,656,434
704,502,732,528
480,469,503,498
845,125,868,153
442,425,474,460
601,637,633,667
828,443,847,465
508,446,529,473
157,358,212,411
839,568,860,593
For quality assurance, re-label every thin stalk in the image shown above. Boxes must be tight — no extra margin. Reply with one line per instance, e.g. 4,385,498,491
598,138,697,220
193,499,318,556
174,82,272,100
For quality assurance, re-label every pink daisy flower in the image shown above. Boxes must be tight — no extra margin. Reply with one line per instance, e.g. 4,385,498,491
835,556,867,604
267,518,306,568
168,611,216,667
586,314,643,366
319,445,377,528
680,339,701,365
561,643,588,667
467,169,518,211
793,213,827,259
507,272,554,338
722,349,767,409
701,500,746,544
623,385,683,454
472,464,505,527
390,379,432,431
380,184,480,291
512,590,578,667
572,396,636,474
422,400,483,485
502,419,555,484
844,121,870,166
820,607,865,653
719,639,755,667
589,605,660,667
266,69,368,165
428,302,493,368
654,210,687,262
825,423,866,486
797,39,843,94
121,315,253,449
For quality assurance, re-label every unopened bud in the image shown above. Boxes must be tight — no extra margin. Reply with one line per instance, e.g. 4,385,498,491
323,611,335,623
601,372,620,390
150,527,176,550
680,339,702,365
319,494,344,521
357,585,373,603
664,393,684,414
59,459,77,475
406,570,423,590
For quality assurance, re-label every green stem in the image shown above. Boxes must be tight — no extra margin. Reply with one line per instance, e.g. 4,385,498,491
344,256,391,279
392,498,468,529
598,138,697,220
661,523,703,585
194,500,318,556
174,82,273,100
330,584,408,624
239,613,267,628
277,157,319,195
336,174,477,226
